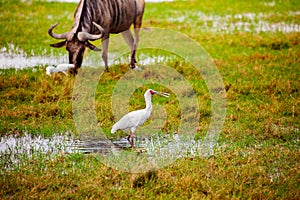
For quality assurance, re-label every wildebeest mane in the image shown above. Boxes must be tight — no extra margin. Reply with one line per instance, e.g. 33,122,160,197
73,0,139,35
72,0,105,35
72,0,85,33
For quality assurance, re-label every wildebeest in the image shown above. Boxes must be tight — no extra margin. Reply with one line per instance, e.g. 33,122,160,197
48,0,145,72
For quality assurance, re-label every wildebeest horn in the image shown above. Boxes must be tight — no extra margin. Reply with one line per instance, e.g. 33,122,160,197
77,22,105,41
48,22,74,40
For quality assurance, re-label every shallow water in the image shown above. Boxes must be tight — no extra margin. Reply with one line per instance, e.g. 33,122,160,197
0,133,132,155
0,52,67,69
0,44,175,69
0,132,213,171
0,133,131,169
169,11,300,33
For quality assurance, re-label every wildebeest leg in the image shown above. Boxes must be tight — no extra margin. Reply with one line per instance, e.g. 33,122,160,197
133,28,140,64
121,30,136,69
102,37,109,71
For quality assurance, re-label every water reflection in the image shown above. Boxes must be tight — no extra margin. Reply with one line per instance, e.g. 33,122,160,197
0,133,141,155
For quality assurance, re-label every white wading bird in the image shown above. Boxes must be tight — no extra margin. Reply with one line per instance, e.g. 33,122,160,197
46,64,75,76
111,89,170,148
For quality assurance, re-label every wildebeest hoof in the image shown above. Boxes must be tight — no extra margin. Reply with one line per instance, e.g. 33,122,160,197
131,66,142,71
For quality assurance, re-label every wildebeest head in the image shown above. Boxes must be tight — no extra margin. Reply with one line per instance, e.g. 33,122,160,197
48,22,104,70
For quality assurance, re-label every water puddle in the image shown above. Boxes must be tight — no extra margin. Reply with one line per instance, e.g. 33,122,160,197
0,133,128,156
0,133,212,170
0,52,67,69
169,11,300,33
0,44,176,69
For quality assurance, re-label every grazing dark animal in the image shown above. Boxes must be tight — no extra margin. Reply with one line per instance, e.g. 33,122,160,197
48,0,145,72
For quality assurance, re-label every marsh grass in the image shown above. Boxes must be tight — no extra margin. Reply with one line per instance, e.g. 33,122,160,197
0,0,299,199
0,67,75,136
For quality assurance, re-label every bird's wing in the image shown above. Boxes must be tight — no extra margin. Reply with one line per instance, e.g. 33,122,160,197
111,109,148,132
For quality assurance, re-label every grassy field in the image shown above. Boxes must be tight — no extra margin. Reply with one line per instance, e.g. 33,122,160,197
0,0,299,199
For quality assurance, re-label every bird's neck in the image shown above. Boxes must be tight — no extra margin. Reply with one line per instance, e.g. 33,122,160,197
145,96,152,111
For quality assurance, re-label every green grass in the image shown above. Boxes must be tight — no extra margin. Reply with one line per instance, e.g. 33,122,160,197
0,0,300,199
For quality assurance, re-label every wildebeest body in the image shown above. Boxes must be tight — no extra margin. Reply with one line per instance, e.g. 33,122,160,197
48,0,145,72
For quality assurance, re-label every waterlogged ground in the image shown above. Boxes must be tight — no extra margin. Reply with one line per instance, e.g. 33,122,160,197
168,11,300,33
0,45,176,69
1,132,217,173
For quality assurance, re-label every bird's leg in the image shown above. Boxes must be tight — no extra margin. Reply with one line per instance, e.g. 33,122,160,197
127,133,134,148
127,134,131,142
131,131,135,148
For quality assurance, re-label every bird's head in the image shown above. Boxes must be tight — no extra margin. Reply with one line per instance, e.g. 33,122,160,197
46,66,56,76
147,89,170,97
149,89,156,95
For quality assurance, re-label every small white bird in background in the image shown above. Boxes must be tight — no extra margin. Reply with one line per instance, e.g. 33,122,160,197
111,89,170,148
46,64,75,76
